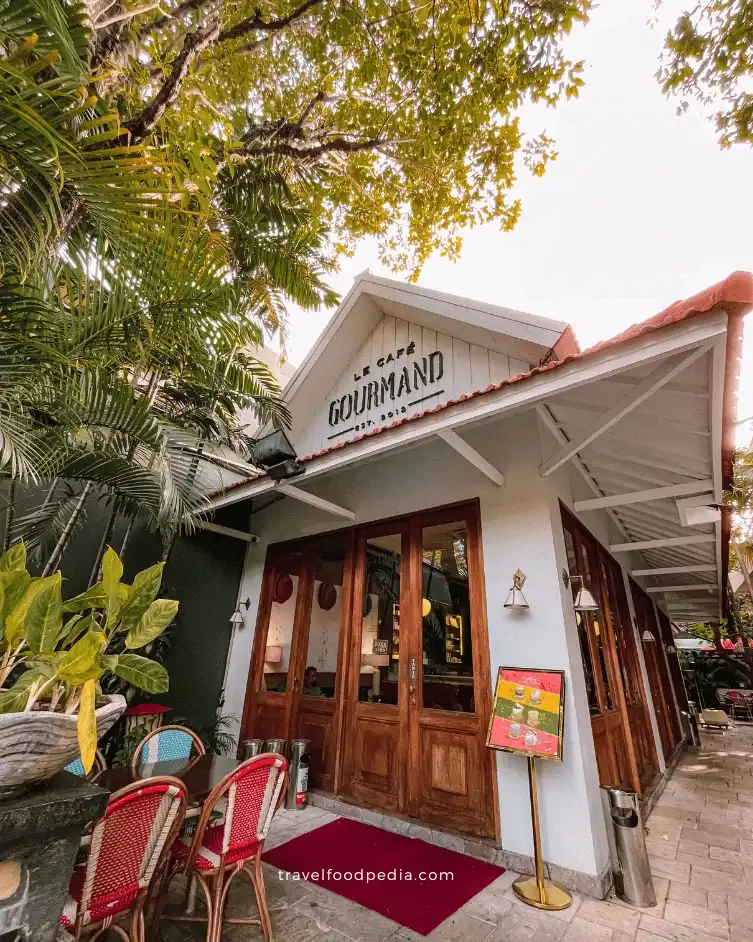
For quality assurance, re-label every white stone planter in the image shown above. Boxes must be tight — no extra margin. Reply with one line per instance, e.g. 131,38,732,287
0,694,126,797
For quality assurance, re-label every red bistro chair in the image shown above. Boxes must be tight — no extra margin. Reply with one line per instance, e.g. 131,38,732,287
60,776,187,942
161,753,288,942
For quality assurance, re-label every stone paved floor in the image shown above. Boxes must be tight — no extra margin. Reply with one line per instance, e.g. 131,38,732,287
157,724,753,941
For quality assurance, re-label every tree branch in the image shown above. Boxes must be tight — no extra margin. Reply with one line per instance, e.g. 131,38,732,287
96,0,162,29
124,19,220,142
137,0,209,40
217,0,327,44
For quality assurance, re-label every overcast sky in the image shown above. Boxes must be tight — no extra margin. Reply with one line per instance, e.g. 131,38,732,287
278,0,753,444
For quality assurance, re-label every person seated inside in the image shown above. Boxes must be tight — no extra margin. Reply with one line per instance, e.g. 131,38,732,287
303,666,323,697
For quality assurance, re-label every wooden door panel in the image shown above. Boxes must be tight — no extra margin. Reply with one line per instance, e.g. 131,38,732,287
252,699,286,742
296,699,336,791
348,712,401,812
416,722,492,836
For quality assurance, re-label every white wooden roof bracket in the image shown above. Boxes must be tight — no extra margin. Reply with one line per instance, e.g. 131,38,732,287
436,429,504,486
539,342,715,477
275,482,356,520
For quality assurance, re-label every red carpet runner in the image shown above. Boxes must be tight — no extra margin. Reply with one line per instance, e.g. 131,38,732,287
262,817,504,935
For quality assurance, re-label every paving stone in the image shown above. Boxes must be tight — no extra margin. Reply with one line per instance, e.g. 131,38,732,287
398,912,496,942
294,889,400,942
640,912,728,942
662,899,729,938
649,857,691,883
578,897,641,932
690,865,744,896
486,907,568,942
679,827,740,850
561,917,614,941
667,882,708,909
460,888,513,924
730,927,753,942
646,841,679,860
676,841,709,859
728,895,753,927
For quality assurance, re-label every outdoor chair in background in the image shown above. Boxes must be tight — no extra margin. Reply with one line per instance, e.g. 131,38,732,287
131,724,205,773
65,751,107,780
159,752,288,942
60,776,187,942
699,708,734,730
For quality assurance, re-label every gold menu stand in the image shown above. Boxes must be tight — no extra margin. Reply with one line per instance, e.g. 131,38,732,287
512,755,572,911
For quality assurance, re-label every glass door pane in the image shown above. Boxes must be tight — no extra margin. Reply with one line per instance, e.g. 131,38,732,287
301,537,348,699
421,520,475,713
260,550,305,694
358,533,402,705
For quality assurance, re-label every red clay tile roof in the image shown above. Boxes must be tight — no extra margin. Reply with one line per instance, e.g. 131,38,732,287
218,271,753,493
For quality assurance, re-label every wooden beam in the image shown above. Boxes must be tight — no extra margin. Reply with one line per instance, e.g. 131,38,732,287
437,429,504,486
610,534,716,553
194,521,259,543
573,479,714,513
540,344,713,477
276,483,355,520
535,405,630,541
631,564,717,577
646,584,717,594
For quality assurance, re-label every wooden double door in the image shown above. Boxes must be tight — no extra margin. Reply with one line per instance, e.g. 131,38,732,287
561,507,660,793
240,502,497,839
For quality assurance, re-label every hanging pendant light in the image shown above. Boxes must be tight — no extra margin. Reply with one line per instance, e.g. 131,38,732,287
504,569,529,610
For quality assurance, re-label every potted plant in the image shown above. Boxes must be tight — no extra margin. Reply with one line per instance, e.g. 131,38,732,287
0,543,177,796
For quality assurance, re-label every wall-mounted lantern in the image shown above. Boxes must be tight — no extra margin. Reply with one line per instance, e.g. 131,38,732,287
561,569,599,613
504,570,529,610
230,597,251,628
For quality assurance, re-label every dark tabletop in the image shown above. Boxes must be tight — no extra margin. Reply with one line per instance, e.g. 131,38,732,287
96,754,241,802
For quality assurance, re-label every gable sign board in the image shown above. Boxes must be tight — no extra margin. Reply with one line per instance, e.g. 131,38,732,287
292,313,531,457
327,341,445,439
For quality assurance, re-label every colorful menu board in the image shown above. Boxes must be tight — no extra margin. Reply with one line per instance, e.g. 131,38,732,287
486,668,565,760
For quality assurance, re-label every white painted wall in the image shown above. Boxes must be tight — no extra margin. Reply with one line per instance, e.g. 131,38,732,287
223,410,610,878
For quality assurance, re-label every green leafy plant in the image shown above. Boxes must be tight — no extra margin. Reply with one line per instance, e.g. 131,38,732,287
0,544,177,773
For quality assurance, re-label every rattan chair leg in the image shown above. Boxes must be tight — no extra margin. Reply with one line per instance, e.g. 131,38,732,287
251,854,274,941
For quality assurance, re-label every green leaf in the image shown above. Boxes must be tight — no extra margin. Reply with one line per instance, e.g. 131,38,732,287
63,584,106,614
1,571,31,618
77,679,97,775
0,670,39,713
24,573,63,654
6,575,56,647
117,562,164,633
58,630,106,682
101,547,124,629
113,653,169,693
125,598,178,650
0,543,26,573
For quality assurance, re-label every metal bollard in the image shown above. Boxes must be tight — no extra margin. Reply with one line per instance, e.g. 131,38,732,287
285,739,310,810
263,738,287,756
606,788,656,907
684,709,701,748
241,739,265,759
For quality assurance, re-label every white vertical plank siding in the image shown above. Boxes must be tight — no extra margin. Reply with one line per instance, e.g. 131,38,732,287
470,344,491,390
489,351,512,385
509,357,531,379
436,332,455,400
452,338,472,396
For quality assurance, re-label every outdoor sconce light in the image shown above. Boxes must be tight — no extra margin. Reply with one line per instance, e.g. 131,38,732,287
265,645,283,663
667,644,676,655
251,429,305,481
642,630,655,642
504,569,529,610
230,597,251,628
561,569,599,613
